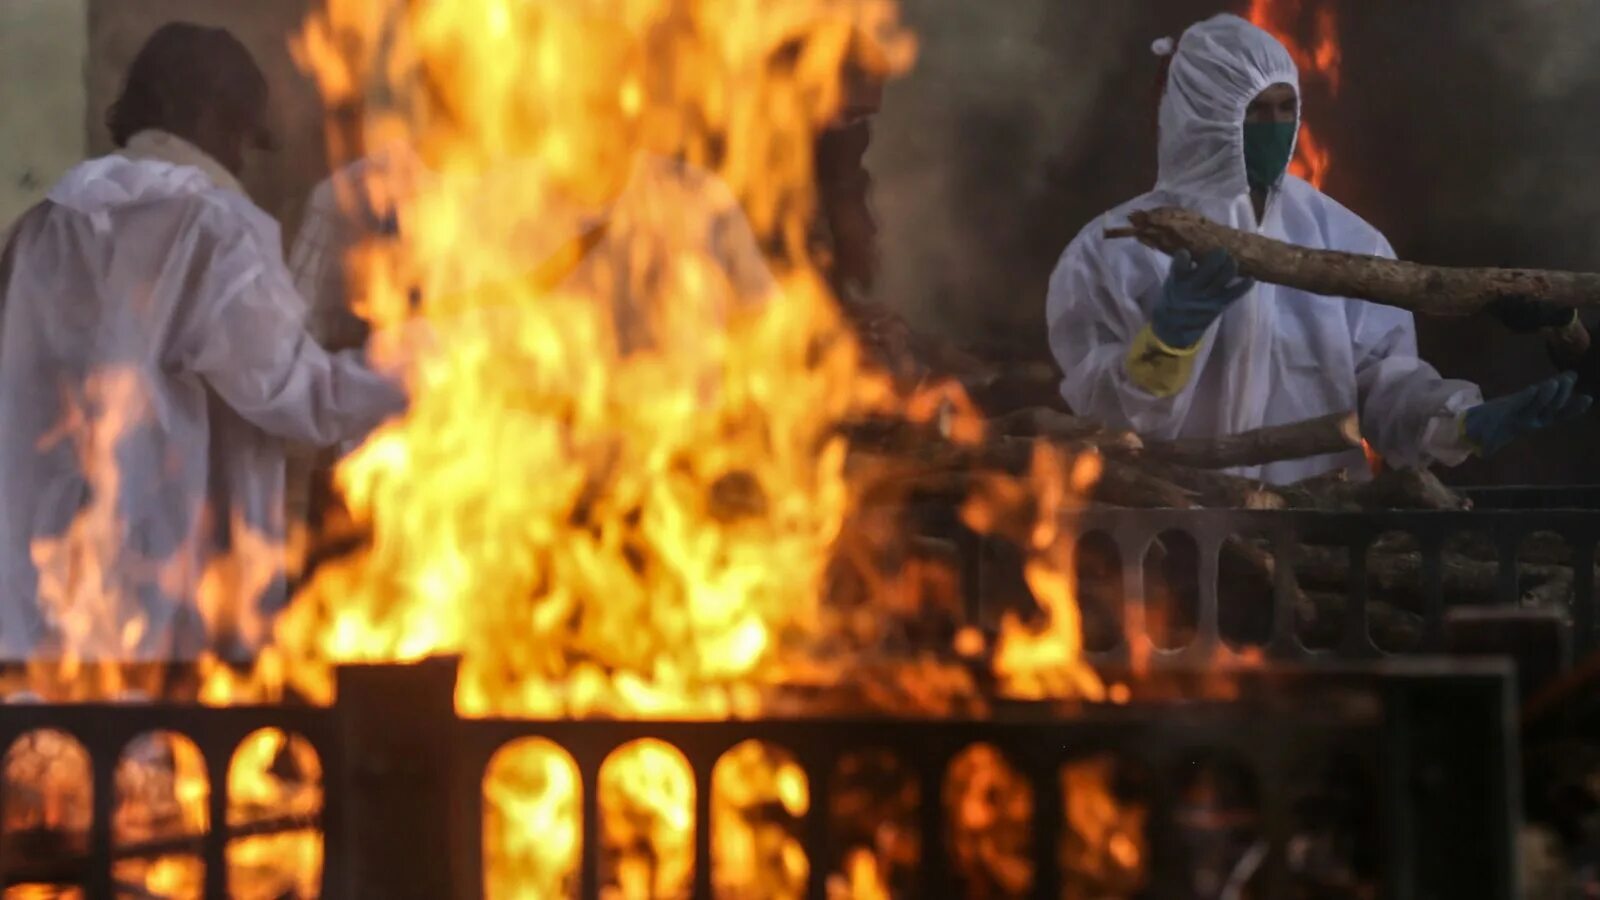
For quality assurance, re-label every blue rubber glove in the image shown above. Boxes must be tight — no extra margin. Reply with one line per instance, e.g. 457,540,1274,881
1462,371,1593,457
1150,248,1257,349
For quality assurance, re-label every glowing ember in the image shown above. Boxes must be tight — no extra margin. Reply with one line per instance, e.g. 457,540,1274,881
1247,0,1342,188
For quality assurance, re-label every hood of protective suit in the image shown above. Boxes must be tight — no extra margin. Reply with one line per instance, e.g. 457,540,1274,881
1156,13,1299,204
51,129,248,214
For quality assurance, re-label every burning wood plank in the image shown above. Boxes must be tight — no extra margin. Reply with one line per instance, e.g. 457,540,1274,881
1105,206,1600,316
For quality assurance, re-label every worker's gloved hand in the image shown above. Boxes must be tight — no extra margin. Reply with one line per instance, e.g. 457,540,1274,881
1150,248,1256,349
1486,295,1577,334
1462,371,1593,457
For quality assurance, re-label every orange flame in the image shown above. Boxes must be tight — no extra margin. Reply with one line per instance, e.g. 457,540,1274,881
12,0,1118,892
1060,757,1147,898
1360,438,1384,478
1247,0,1342,188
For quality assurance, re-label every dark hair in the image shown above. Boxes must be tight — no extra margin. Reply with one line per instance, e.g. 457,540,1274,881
106,22,270,148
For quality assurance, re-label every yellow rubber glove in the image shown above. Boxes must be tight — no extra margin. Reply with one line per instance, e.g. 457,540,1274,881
1125,323,1200,398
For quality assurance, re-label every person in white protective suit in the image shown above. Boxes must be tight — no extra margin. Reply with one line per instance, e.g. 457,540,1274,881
0,23,408,662
1047,14,1589,485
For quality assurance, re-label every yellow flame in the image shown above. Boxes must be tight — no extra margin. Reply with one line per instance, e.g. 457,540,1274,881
600,739,695,898
484,739,582,899
225,728,325,900
268,0,940,720
712,740,810,899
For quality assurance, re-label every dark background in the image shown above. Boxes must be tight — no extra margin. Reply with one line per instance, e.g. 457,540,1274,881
81,0,1600,485
870,0,1600,485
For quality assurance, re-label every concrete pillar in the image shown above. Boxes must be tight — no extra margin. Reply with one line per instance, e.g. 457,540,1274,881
0,0,89,229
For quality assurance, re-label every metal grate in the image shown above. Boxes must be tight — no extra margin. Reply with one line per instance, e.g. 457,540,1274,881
971,506,1600,666
0,658,1521,898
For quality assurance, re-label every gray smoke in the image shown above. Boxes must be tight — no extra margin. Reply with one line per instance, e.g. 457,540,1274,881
867,0,1146,348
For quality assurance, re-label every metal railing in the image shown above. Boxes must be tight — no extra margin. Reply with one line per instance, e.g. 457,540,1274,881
0,658,1520,899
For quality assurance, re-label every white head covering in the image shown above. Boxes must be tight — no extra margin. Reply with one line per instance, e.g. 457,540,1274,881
1156,14,1300,203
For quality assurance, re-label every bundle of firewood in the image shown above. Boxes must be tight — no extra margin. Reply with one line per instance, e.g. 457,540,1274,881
837,203,1600,651
844,399,1585,653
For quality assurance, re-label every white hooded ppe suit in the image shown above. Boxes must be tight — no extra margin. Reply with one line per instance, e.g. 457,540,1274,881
1046,14,1479,484
0,132,406,661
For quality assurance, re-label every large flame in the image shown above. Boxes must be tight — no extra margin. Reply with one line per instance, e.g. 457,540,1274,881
9,0,1118,894
278,0,1104,716
1247,0,1341,188
279,0,923,718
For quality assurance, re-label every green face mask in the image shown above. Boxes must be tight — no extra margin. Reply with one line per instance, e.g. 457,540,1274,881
1243,120,1297,192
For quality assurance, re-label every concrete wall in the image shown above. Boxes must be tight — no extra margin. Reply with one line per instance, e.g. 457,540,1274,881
86,0,328,239
0,0,88,228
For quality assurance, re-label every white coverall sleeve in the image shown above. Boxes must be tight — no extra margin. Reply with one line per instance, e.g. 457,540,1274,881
1347,240,1481,468
1046,222,1198,438
182,212,407,447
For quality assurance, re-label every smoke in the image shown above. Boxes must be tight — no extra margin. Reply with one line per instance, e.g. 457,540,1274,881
1472,0,1600,98
867,0,1145,351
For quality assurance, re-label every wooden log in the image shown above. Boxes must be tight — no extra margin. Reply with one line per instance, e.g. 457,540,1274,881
990,407,1144,452
1105,206,1600,316
1296,590,1425,649
1092,455,1201,509
1139,411,1362,470
1275,466,1470,512
1292,545,1573,610
1120,456,1287,509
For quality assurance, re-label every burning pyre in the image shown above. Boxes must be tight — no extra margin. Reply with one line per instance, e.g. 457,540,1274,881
2,0,1135,896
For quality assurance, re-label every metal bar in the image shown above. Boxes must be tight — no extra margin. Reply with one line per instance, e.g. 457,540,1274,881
454,741,491,900
579,750,601,900
692,751,714,900
1029,750,1062,900
1495,525,1520,605
1,814,323,884
916,748,948,898
1190,529,1223,662
1574,536,1597,656
203,737,230,899
1420,533,1446,651
1268,525,1304,659
1117,525,1150,669
1252,746,1293,900
334,658,460,899
802,745,832,900
86,725,116,899
1342,537,1376,658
